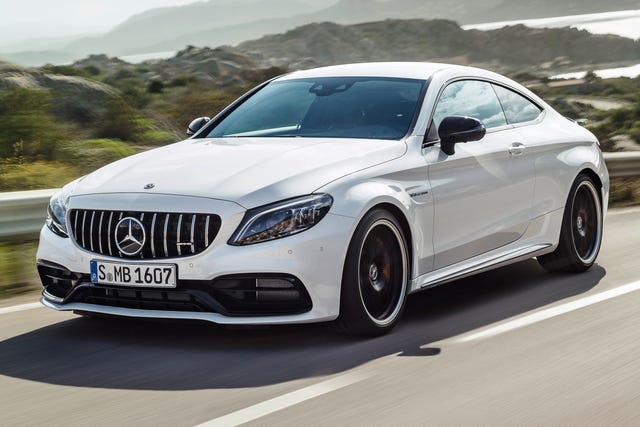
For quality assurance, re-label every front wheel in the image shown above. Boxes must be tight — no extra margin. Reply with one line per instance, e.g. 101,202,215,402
336,209,409,336
538,174,603,273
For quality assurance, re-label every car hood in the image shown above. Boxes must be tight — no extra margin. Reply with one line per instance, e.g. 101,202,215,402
72,137,407,208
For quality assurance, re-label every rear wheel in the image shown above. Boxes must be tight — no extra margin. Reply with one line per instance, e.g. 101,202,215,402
336,209,409,336
538,174,603,273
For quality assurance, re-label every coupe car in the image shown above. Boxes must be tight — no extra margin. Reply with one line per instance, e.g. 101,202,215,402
38,62,609,336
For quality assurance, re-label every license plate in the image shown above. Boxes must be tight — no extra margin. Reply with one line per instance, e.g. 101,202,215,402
90,260,177,288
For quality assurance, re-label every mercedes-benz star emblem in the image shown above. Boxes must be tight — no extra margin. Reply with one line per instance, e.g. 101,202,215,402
115,217,146,256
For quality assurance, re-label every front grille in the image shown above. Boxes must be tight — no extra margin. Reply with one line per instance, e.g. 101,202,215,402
69,209,221,259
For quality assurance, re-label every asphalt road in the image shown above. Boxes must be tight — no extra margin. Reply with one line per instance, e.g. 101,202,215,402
1,207,640,426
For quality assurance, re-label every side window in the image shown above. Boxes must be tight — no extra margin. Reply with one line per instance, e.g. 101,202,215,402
432,80,507,131
492,84,542,124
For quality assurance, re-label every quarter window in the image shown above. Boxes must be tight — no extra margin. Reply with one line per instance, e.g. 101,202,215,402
492,84,542,124
432,80,507,130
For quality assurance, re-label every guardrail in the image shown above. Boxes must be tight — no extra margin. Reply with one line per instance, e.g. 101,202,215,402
0,152,638,240
602,152,640,178
0,188,58,241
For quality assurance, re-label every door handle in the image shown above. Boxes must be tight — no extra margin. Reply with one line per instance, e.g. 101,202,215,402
509,142,525,156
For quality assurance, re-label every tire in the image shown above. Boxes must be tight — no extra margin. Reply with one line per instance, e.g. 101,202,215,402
538,173,603,273
335,209,409,336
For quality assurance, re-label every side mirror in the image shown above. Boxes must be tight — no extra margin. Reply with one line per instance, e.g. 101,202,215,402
438,116,486,155
187,117,211,136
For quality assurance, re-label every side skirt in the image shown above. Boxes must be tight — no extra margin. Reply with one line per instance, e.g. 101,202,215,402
409,243,553,293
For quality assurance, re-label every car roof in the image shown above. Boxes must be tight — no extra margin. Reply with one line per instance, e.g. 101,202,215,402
275,62,550,111
277,62,456,81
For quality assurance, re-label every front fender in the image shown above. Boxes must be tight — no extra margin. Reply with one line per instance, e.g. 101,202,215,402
316,151,434,279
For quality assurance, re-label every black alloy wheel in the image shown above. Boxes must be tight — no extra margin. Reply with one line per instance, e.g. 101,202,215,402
538,174,603,273
337,209,409,336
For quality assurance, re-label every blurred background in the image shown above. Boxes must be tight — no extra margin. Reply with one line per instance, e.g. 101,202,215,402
1,0,639,298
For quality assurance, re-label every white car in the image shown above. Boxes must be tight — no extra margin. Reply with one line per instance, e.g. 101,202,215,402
38,62,609,336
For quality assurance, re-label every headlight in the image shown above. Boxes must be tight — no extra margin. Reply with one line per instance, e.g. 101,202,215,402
229,194,333,246
46,179,80,238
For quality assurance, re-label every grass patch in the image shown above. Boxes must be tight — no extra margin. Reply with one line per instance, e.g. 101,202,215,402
0,160,82,191
610,177,640,207
0,241,40,298
139,129,178,146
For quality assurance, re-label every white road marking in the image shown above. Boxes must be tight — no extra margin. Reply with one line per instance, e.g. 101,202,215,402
195,372,369,427
0,302,42,315
457,280,640,343
607,206,640,216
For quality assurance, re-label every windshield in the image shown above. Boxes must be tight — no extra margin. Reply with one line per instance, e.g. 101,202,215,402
204,77,426,140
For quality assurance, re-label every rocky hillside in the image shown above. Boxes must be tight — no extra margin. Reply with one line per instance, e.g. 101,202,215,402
0,61,116,118
312,0,640,24
123,19,640,80
13,0,639,62
236,19,640,71
2,18,638,139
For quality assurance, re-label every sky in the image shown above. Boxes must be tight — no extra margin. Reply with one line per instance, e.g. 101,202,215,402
0,0,199,45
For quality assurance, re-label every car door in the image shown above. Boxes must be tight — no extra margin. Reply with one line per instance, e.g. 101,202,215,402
425,79,536,270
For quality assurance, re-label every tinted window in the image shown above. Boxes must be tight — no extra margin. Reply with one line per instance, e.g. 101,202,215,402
205,77,426,140
492,84,542,124
432,80,507,130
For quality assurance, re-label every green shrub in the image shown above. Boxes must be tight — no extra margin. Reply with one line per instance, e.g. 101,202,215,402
157,88,239,130
82,65,101,76
41,64,91,78
168,75,197,87
0,88,67,160
148,79,164,93
95,97,144,141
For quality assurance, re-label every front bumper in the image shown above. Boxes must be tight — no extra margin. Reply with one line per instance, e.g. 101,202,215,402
37,193,355,324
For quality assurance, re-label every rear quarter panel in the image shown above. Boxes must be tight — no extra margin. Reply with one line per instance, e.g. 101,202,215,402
520,112,608,217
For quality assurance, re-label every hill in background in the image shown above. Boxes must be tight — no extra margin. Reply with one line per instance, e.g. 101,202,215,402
3,0,640,65
70,0,640,56
118,19,639,81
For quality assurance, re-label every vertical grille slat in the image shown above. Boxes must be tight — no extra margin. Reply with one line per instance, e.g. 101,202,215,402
81,211,87,248
117,212,124,258
73,210,79,241
151,213,157,259
205,216,210,247
98,211,104,254
139,213,145,259
89,211,96,252
163,214,170,258
107,212,114,256
176,214,183,256
69,209,220,260
190,215,196,254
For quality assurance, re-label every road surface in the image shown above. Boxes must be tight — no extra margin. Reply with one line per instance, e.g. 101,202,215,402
1,207,640,426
